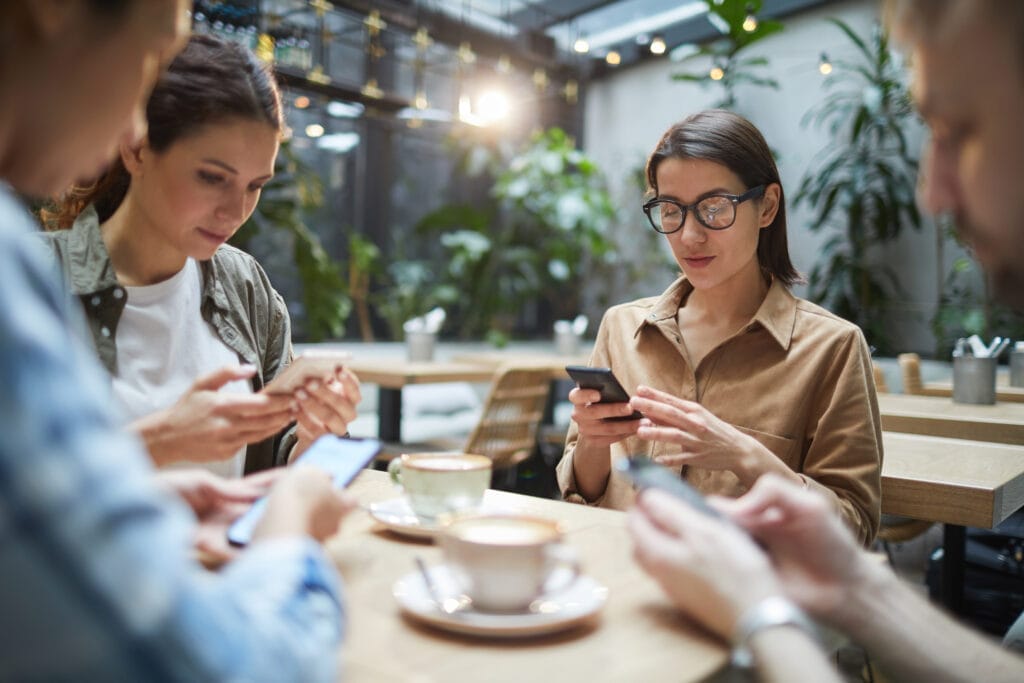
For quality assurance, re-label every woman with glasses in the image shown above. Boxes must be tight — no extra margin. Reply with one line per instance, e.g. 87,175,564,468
557,110,882,545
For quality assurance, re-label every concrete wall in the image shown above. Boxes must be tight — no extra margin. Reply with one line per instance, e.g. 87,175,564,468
580,0,971,355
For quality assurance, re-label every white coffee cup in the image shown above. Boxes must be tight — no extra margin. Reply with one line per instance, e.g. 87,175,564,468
439,513,579,612
388,452,492,521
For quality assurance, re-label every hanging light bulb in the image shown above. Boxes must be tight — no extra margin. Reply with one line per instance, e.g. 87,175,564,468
305,123,324,138
709,66,725,81
294,95,311,109
742,4,758,32
605,50,621,66
819,52,833,75
650,36,666,55
573,36,590,54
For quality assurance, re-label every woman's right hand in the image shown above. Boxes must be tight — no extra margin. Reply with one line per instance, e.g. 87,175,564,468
132,365,296,466
568,386,641,448
252,467,355,543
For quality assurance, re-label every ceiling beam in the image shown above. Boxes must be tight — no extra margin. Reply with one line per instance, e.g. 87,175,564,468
506,0,621,32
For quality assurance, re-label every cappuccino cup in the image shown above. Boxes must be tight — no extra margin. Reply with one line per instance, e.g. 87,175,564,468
439,513,579,612
388,452,492,521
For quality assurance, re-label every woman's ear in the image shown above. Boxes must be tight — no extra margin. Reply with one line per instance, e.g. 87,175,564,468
18,0,79,42
119,137,148,176
758,183,781,228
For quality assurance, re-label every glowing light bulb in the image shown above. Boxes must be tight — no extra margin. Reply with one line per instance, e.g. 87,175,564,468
742,14,758,32
709,66,725,81
573,37,590,54
819,52,832,75
305,123,324,138
650,36,666,55
294,95,310,109
605,50,621,66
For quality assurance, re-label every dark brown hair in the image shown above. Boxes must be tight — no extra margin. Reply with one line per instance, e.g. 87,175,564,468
645,109,802,286
42,33,283,230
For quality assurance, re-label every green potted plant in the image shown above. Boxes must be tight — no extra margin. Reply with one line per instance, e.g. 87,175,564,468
670,0,784,109
231,138,351,341
412,128,617,341
794,19,922,353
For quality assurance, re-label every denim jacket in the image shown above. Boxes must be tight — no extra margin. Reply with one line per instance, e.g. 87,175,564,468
39,205,297,472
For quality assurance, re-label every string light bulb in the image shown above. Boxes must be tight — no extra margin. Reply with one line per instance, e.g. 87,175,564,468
742,4,758,32
650,36,666,55
305,123,324,138
573,36,590,54
819,52,832,75
294,95,310,109
605,50,621,66
709,66,725,81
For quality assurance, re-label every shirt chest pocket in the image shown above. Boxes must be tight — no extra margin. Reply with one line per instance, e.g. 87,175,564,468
734,425,798,470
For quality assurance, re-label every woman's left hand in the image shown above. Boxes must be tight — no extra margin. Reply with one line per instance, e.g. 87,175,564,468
629,385,777,485
291,366,362,460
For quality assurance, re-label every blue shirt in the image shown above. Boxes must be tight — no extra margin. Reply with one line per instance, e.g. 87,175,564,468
0,186,344,681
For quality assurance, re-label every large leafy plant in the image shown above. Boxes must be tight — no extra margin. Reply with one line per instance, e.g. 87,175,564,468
794,19,922,353
671,0,784,109
231,138,350,341
413,128,617,340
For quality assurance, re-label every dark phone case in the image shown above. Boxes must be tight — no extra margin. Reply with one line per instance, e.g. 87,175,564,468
565,365,643,421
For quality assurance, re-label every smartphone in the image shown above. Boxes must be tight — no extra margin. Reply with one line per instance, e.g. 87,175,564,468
226,435,381,546
614,455,726,521
564,365,643,421
262,350,352,395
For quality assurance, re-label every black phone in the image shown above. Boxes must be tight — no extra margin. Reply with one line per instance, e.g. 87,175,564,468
226,435,382,546
614,455,727,520
564,365,643,421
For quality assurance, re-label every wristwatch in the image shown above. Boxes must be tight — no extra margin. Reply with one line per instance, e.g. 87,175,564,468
730,596,819,668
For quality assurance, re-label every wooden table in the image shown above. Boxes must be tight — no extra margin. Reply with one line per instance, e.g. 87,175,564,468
331,470,727,683
346,359,497,442
919,376,1024,403
881,432,1024,613
451,351,592,379
879,393,1024,445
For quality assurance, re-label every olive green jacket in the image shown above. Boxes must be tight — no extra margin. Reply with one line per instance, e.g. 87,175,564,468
38,205,297,473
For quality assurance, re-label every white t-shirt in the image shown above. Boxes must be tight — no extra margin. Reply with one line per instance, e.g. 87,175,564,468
111,258,251,477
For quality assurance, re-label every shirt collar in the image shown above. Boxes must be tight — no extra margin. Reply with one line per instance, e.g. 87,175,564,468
635,274,798,350
66,205,120,296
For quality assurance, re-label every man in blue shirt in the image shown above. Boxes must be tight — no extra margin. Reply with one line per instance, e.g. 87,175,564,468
0,1,353,680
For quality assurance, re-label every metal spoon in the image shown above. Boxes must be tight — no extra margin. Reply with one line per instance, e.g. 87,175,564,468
414,557,471,616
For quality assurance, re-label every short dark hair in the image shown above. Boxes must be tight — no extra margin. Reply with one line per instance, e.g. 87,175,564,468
645,109,801,286
44,34,283,230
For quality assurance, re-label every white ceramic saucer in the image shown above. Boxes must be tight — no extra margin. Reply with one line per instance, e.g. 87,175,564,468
392,564,608,638
367,496,511,540
367,498,440,539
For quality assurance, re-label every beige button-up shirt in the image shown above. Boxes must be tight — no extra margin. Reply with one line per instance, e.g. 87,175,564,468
557,276,882,545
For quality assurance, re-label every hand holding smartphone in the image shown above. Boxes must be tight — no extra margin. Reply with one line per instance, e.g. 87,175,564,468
615,455,727,521
226,435,381,546
262,350,352,395
565,365,643,421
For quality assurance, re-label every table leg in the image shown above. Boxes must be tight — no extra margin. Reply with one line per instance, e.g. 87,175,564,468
378,387,402,443
940,523,966,615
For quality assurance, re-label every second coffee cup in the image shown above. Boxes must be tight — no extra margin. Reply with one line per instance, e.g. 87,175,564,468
388,452,492,521
439,513,579,612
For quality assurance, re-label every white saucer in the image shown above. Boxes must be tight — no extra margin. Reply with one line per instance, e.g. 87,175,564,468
367,496,510,540
367,498,440,539
392,564,608,638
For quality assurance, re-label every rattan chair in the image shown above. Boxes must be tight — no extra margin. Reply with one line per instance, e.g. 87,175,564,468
898,352,924,394
463,365,553,489
872,362,889,393
400,365,553,490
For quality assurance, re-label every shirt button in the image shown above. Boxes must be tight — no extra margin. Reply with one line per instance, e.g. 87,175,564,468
648,314,657,321
90,295,101,307
113,288,124,300
100,326,111,337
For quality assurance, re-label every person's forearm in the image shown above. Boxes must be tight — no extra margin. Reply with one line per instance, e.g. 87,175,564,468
734,434,803,489
748,628,842,683
571,438,612,502
837,565,1024,682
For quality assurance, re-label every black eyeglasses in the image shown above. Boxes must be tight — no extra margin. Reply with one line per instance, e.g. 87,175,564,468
642,185,766,233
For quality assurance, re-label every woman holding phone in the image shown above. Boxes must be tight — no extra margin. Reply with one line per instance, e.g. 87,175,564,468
41,34,360,476
557,110,882,545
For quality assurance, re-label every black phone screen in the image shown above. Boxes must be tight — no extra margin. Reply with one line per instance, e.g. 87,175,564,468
565,365,642,421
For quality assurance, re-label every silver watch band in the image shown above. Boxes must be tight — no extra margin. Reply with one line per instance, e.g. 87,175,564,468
730,596,819,668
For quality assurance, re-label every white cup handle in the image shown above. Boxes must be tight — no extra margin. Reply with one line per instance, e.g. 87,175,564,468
542,543,580,594
387,458,403,488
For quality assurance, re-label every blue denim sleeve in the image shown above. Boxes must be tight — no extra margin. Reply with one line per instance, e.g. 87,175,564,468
0,190,344,682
